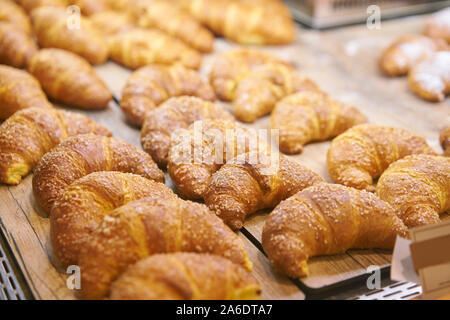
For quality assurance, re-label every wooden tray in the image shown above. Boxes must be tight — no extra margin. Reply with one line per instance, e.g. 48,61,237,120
0,15,449,299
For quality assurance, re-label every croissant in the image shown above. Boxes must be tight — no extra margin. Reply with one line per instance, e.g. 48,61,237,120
424,8,450,44
262,183,409,278
51,171,177,267
0,0,32,34
30,6,109,65
271,91,367,154
14,0,66,12
168,119,268,199
440,127,450,156
379,35,448,77
408,51,450,102
89,11,134,39
120,64,216,127
32,134,164,214
68,0,111,16
376,154,450,228
109,28,202,70
140,96,232,168
28,49,112,110
0,23,37,68
110,253,261,300
0,65,52,120
132,0,214,53
0,108,111,185
327,123,436,192
204,152,324,230
78,196,252,299
177,0,295,45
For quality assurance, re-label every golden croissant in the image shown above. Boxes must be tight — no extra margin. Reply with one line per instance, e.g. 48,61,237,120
379,35,448,77
377,154,450,228
441,127,450,156
132,0,214,53
109,28,202,70
204,152,324,230
120,64,216,127
0,22,37,68
30,6,109,65
408,51,450,102
141,96,232,168
327,123,436,192
89,11,134,39
68,0,111,16
0,107,111,185
177,0,295,45
14,0,66,12
424,7,450,44
0,0,32,34
110,253,261,300
78,196,252,299
262,183,408,278
51,171,177,267
271,91,367,154
32,134,164,214
0,65,52,120
28,49,112,109
168,119,268,199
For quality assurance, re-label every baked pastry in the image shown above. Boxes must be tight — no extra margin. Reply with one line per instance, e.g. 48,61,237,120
78,196,252,299
51,171,177,267
177,0,295,45
379,35,448,77
425,7,450,44
0,108,111,185
109,28,202,70
440,127,450,156
89,11,134,39
28,49,112,109
0,65,52,120
14,0,66,12
408,51,450,102
168,119,268,199
377,154,450,228
132,0,214,53
140,96,232,167
0,0,32,34
30,6,109,65
0,22,38,68
32,134,164,214
68,0,111,16
120,64,216,127
110,253,261,300
262,183,408,278
204,151,324,230
271,91,367,154
327,124,436,192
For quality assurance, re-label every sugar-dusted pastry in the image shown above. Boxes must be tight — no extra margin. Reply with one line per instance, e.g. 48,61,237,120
425,7,450,44
262,183,408,278
132,0,214,53
0,65,51,120
141,96,232,167
14,0,66,13
177,0,295,45
0,22,38,68
89,11,134,39
0,0,32,34
120,64,216,127
28,49,112,109
440,127,450,156
377,155,450,228
327,124,436,192
32,134,164,214
30,6,109,65
78,197,252,299
109,28,202,70
0,108,111,185
408,51,450,102
204,152,324,230
110,253,261,300
379,35,447,77
51,171,178,267
168,119,268,199
271,91,367,154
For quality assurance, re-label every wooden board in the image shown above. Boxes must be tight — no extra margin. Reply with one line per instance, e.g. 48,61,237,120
1,14,449,299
